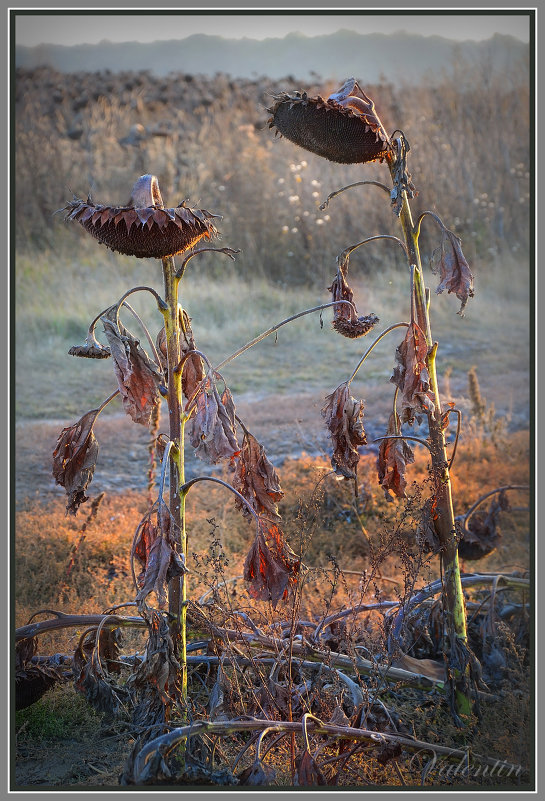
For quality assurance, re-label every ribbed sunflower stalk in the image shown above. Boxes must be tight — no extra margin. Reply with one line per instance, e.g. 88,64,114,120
161,255,188,710
388,154,470,717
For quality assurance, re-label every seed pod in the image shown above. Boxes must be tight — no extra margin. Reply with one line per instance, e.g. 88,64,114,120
268,78,391,165
62,174,219,259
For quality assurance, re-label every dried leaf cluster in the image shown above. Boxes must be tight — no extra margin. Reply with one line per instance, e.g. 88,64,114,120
322,382,367,480
102,308,162,426
390,322,435,424
132,510,186,609
431,227,475,315
52,408,100,514
377,412,415,500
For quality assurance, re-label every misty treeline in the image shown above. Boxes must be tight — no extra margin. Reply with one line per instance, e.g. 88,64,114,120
15,61,529,285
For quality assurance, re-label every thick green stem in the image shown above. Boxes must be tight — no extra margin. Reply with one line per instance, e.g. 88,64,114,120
388,156,470,718
161,256,187,712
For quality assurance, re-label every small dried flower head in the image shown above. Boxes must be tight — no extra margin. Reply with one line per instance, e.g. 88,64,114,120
62,174,219,259
68,331,111,359
268,78,391,165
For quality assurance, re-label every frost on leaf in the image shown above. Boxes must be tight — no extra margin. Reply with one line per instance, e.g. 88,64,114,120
52,409,100,514
322,382,367,479
243,523,299,607
188,374,240,464
328,261,379,339
233,431,284,520
390,322,435,424
431,228,474,315
132,512,186,609
102,309,161,426
377,412,415,501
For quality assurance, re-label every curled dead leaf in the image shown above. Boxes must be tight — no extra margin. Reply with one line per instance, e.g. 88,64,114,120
431,228,474,315
458,490,509,560
295,750,327,786
102,308,161,426
188,374,240,464
233,430,284,520
377,412,415,500
156,309,205,402
322,382,367,479
390,322,435,424
243,523,299,608
133,510,186,609
52,408,100,514
238,759,277,786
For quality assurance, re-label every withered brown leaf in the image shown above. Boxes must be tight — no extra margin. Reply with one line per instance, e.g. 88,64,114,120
189,375,240,464
295,750,327,786
238,759,277,786
458,490,508,560
133,512,186,608
156,309,205,401
243,523,299,608
432,228,474,315
377,412,415,501
233,431,284,520
102,309,161,426
322,382,367,479
52,409,100,514
390,322,435,424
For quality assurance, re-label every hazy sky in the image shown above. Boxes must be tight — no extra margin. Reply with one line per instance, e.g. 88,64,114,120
15,12,530,48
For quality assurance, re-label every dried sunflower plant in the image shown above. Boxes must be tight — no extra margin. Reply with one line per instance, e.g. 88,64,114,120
267,77,490,720
15,82,530,788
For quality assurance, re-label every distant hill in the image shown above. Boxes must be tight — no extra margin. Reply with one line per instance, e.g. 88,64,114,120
15,30,528,83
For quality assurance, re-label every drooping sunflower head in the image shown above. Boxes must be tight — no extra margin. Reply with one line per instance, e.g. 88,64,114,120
268,78,391,165
62,174,220,259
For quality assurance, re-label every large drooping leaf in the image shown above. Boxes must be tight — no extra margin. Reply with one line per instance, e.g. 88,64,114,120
390,322,435,424
377,412,415,500
188,375,240,464
132,511,186,609
243,523,299,607
295,750,327,786
102,308,161,426
52,408,100,514
233,431,284,520
322,382,367,479
431,228,474,315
